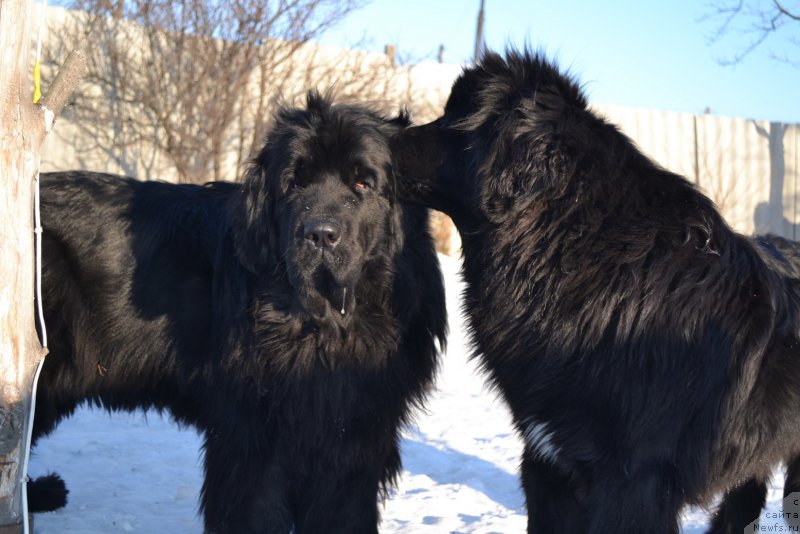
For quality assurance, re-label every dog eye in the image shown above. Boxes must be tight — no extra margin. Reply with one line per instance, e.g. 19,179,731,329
354,179,372,191
290,158,306,190
353,168,376,192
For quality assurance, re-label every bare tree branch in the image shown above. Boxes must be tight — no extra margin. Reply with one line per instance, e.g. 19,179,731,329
774,0,800,20
703,0,800,66
39,49,87,131
47,0,374,183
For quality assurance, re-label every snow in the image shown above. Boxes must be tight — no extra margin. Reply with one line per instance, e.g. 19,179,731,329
29,254,788,533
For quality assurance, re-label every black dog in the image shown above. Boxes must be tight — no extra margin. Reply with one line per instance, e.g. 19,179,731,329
394,49,800,533
30,92,446,533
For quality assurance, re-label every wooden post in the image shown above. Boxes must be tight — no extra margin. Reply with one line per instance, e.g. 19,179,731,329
473,0,485,63
0,1,85,529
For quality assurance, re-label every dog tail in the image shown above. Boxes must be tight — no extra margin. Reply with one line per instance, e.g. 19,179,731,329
27,473,69,513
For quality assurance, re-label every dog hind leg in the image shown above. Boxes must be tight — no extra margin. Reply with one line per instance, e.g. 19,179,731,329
585,462,682,534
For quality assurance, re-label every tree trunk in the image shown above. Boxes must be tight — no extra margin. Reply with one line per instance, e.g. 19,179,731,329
0,1,84,529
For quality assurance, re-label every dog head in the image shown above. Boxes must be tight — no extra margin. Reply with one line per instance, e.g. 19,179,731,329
234,92,408,321
394,49,589,226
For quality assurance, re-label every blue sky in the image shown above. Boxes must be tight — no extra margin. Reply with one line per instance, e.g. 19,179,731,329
318,0,800,123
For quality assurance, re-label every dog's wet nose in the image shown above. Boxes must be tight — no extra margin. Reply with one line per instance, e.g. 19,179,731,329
304,220,341,249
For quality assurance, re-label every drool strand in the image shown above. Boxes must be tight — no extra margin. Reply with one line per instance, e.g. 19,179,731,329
340,288,347,315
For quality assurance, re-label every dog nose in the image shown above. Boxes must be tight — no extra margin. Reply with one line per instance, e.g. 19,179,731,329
303,221,341,249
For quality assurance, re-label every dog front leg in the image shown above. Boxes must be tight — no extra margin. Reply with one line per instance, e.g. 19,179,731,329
201,433,291,534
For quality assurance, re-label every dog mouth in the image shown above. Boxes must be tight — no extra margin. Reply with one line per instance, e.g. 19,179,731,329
288,260,358,320
314,268,356,316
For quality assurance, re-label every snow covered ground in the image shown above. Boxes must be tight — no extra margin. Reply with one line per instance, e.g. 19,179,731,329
30,254,788,533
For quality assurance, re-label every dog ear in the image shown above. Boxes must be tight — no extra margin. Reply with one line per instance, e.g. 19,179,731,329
464,51,586,223
477,129,536,222
478,99,574,223
380,110,412,244
231,162,277,274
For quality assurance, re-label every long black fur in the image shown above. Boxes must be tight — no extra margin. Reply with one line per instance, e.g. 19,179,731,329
394,49,800,533
31,92,446,533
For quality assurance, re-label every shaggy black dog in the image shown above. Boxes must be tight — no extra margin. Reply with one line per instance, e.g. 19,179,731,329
30,92,446,533
394,49,800,533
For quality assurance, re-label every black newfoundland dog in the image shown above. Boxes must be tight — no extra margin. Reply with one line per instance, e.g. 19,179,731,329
30,92,446,533
394,49,800,533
